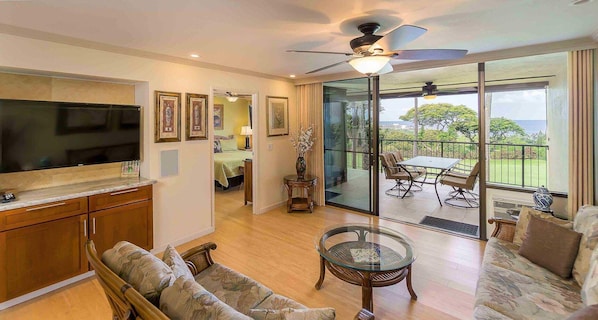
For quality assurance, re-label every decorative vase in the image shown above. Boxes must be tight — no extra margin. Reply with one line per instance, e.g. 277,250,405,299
533,185,553,212
296,156,306,180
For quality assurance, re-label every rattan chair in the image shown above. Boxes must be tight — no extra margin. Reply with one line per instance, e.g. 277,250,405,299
440,162,480,208
380,152,423,198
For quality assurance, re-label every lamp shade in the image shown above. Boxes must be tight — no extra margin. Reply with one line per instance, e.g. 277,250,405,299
349,56,390,75
240,126,252,136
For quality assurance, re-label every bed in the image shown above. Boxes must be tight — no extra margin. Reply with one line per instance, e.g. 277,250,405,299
214,135,252,189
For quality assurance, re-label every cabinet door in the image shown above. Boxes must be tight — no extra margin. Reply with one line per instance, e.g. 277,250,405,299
89,200,153,256
0,214,87,302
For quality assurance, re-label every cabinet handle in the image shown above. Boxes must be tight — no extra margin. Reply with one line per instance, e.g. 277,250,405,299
83,219,87,237
110,188,139,196
26,202,66,211
92,217,96,235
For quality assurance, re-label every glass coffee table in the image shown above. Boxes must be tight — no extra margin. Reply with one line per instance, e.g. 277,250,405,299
315,223,417,312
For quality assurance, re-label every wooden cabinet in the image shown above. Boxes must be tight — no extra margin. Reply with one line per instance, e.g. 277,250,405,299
0,183,153,303
0,205,87,302
88,185,153,256
244,159,252,205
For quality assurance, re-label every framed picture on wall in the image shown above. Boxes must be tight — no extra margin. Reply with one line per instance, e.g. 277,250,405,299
266,96,289,136
186,93,208,140
154,90,181,142
214,104,224,130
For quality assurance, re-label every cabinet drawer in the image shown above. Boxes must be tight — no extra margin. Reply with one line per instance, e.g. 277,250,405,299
0,197,87,232
89,185,152,212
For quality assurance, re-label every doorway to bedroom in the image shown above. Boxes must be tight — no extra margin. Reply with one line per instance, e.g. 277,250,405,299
212,90,255,218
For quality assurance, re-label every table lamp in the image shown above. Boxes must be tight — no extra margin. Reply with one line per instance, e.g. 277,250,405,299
241,126,252,149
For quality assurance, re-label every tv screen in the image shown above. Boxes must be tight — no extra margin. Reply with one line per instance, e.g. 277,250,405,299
0,99,141,174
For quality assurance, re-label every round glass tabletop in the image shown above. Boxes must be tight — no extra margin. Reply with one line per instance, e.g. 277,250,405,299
315,223,416,272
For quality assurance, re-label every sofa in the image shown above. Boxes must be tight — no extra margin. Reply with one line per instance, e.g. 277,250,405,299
85,240,375,320
474,205,598,319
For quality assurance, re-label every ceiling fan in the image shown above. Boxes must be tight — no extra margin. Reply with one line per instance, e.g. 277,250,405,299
225,91,239,102
287,22,467,75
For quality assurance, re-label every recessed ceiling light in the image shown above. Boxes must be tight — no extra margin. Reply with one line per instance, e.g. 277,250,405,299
190,54,200,58
289,74,296,78
570,0,593,5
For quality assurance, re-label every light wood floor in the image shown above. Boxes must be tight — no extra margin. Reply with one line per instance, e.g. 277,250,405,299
0,188,486,319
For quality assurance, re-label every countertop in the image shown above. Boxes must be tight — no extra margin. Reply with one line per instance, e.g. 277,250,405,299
0,177,156,211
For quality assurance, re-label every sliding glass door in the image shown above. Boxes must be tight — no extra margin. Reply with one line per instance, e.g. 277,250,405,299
323,77,377,213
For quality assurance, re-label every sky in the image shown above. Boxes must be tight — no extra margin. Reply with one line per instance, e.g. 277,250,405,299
379,89,547,122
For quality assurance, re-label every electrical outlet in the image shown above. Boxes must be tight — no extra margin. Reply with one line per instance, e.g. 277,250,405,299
268,143,273,151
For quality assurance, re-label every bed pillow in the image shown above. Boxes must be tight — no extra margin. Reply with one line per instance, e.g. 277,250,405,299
214,140,222,153
220,138,238,151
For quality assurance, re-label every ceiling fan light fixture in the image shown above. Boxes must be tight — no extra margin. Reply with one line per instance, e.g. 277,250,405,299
225,92,239,102
349,56,390,75
423,93,437,100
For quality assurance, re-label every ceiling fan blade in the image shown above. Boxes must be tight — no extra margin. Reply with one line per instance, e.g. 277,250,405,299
287,49,353,56
372,25,427,51
376,62,393,75
305,60,350,74
391,49,468,60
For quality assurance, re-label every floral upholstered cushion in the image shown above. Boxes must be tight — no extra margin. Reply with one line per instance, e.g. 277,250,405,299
475,263,582,319
247,308,335,320
483,238,579,288
254,294,306,310
581,248,598,306
573,205,598,286
160,277,251,320
102,241,175,306
195,263,273,315
162,244,194,281
513,207,573,246
473,305,513,320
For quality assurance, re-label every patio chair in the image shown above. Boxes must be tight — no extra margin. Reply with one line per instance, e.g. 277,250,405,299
380,152,423,198
390,151,427,191
440,162,480,208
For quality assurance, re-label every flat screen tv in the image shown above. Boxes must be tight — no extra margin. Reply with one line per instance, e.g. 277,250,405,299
0,99,141,174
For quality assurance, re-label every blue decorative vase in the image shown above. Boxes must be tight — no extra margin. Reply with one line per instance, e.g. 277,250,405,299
533,185,553,212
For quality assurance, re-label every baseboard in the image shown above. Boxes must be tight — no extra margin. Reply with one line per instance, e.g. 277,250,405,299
258,200,286,214
0,271,95,311
151,226,216,253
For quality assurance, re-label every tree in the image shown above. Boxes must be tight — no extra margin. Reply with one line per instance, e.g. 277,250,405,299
452,113,478,143
400,103,477,131
489,117,526,142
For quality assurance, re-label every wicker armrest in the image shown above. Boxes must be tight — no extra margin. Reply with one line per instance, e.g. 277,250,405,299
355,308,375,320
180,242,217,276
488,218,517,242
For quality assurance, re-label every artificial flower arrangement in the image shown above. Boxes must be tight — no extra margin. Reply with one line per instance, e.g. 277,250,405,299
290,125,315,157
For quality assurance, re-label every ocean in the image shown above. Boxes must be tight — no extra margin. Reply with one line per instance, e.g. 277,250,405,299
379,120,546,134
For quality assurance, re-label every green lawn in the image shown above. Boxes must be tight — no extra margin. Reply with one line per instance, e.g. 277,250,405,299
344,152,547,188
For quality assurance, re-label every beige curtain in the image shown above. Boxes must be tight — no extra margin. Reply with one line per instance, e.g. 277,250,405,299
568,49,595,216
296,83,324,205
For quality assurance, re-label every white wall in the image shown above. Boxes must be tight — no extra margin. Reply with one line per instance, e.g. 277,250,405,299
0,33,296,249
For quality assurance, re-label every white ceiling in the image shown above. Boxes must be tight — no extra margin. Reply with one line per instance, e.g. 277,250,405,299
0,0,596,80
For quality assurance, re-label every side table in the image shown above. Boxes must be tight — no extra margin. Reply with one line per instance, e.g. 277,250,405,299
283,175,317,213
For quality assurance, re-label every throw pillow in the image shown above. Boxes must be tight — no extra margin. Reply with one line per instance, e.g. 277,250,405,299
220,138,238,151
214,140,222,153
513,206,573,246
162,244,194,281
160,277,251,319
565,304,598,320
248,308,335,320
573,205,598,286
102,241,175,306
518,215,582,278
581,248,598,306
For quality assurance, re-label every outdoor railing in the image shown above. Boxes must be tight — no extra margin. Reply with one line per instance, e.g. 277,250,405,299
377,138,549,189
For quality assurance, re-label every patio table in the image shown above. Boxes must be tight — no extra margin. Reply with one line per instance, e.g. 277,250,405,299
397,156,460,206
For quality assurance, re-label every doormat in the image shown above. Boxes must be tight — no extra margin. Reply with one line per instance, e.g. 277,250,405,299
325,191,341,200
419,216,479,237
